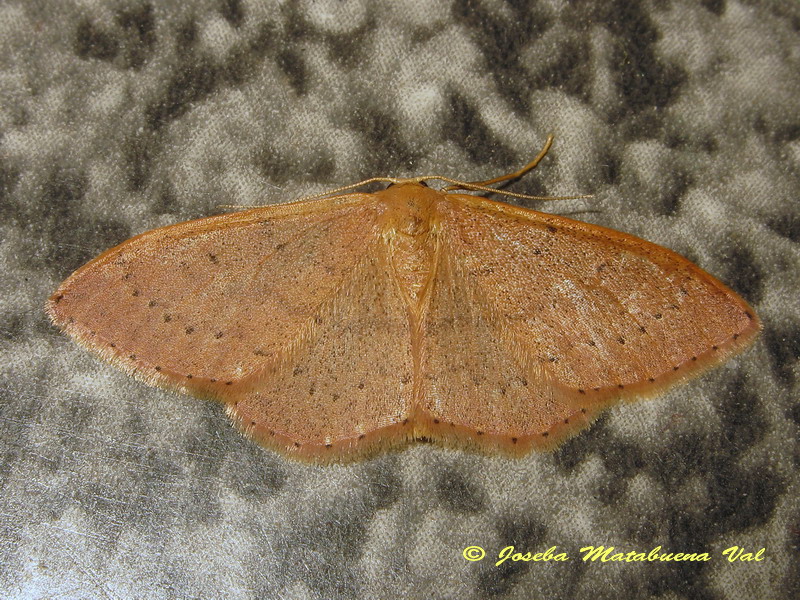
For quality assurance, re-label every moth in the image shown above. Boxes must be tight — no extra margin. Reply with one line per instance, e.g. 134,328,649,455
47,137,760,461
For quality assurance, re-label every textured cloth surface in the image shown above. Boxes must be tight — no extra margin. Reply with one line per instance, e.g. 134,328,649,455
1,1,798,599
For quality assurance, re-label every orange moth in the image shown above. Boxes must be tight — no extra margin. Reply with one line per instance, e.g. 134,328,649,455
47,137,761,461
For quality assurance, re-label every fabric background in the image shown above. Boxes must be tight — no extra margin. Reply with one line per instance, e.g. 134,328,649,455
1,1,798,598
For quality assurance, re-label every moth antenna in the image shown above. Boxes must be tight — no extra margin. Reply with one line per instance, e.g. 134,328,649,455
272,136,591,205
442,134,555,191
432,134,591,202
433,178,593,202
217,178,403,211
296,177,402,202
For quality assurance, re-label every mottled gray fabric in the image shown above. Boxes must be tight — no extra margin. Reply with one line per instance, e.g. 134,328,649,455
1,1,798,598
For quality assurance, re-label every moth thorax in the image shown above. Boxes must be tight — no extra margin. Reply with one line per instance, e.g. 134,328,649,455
376,184,440,307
